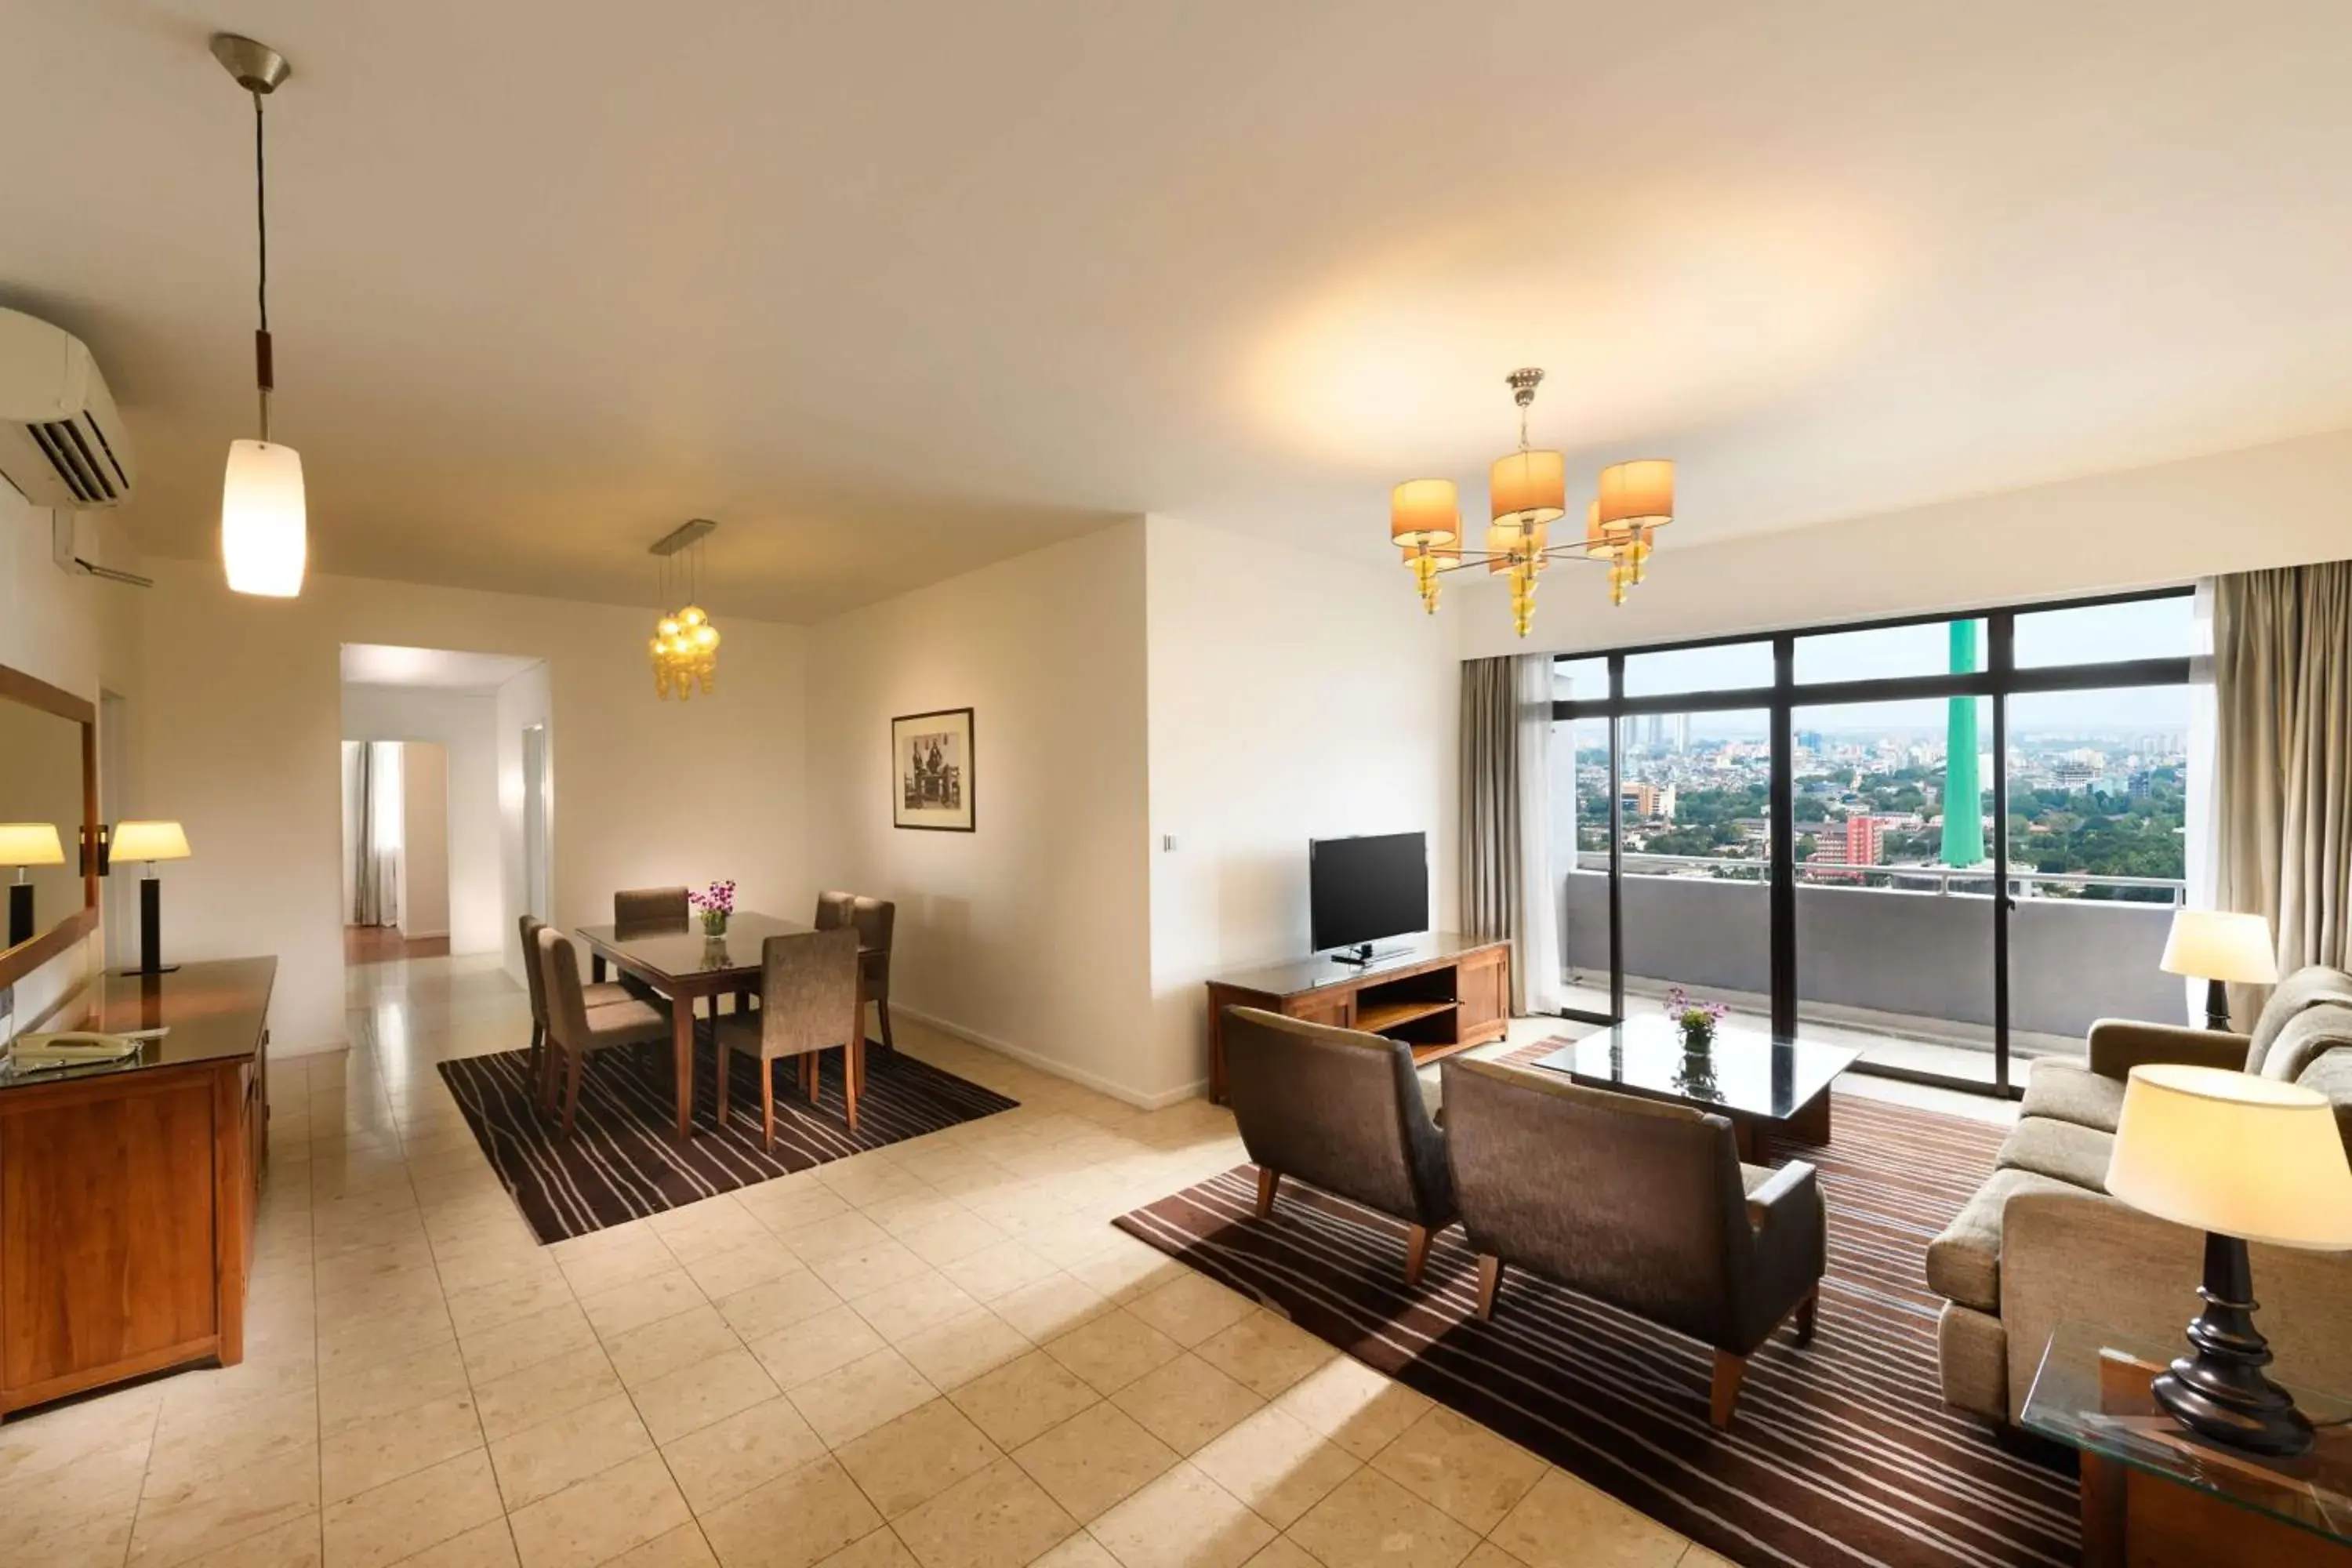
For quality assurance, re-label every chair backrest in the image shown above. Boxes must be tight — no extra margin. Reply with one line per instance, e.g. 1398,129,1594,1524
536,926,593,1051
815,891,857,931
758,927,862,1059
1441,1057,1751,1345
2249,967,2352,1073
849,896,895,957
519,914,550,1026
615,886,689,933
1222,1007,1446,1225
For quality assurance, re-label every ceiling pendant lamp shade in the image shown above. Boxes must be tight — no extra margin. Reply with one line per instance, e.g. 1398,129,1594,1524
222,439,307,596
1596,459,1675,535
1389,479,1461,548
212,33,305,598
1490,447,1566,533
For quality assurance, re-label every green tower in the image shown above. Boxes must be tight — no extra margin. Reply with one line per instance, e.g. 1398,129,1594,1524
1940,620,1984,866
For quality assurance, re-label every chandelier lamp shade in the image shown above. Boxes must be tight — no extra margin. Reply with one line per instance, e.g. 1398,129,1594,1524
1389,368,1675,635
212,33,307,598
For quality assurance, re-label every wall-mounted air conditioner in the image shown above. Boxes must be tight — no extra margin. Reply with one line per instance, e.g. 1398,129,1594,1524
0,307,136,509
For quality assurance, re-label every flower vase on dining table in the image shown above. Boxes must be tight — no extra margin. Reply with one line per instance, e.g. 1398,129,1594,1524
691,879,736,939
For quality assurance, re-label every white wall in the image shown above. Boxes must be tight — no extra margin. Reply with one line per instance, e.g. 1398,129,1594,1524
397,742,450,941
138,561,809,1054
805,522,1156,1103
0,497,143,1036
342,686,504,954
494,665,553,987
1455,425,2352,658
1143,515,1461,1100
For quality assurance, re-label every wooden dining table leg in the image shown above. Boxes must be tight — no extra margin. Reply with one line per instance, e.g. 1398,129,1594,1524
670,991,696,1141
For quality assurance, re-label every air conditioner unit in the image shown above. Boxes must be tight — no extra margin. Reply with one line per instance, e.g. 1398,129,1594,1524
0,307,136,509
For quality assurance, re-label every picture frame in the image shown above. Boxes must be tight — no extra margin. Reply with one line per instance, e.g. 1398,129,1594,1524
892,707,975,832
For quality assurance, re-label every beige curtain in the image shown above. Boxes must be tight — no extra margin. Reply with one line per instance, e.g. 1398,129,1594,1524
1461,655,1559,1014
2216,561,2352,1017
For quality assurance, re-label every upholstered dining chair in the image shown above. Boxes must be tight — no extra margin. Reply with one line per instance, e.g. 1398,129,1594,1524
816,891,898,1052
713,927,862,1149
536,926,673,1140
815,890,856,932
1441,1056,1825,1430
519,915,638,1104
614,885,690,932
1221,1005,1457,1286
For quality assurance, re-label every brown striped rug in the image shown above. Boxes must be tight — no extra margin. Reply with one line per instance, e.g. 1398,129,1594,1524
438,1040,1017,1243
1114,1061,2075,1568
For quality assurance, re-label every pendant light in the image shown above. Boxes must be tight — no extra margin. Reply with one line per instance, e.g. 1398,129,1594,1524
212,34,306,598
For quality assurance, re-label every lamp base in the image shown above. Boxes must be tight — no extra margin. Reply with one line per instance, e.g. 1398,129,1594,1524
2202,977,2233,1032
2154,1232,2315,1457
7,882,31,949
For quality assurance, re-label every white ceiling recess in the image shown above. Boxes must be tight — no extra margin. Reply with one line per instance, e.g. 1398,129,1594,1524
5,2,2351,622
339,643,540,694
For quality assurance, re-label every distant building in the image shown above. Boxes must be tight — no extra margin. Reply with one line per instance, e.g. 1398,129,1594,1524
2052,761,2100,790
1673,713,1691,753
1620,782,1676,821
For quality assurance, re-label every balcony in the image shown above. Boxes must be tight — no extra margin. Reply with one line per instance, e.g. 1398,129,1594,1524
1558,854,2187,1083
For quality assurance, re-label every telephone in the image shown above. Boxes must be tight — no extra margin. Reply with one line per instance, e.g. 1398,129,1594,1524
6,1028,164,1071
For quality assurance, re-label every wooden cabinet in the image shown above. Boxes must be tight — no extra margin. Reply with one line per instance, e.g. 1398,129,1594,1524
0,959,272,1414
1203,935,1511,1102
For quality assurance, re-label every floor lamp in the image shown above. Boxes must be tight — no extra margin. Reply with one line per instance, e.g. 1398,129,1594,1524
111,821,191,976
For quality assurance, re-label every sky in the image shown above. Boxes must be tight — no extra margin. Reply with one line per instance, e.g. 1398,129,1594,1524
1554,594,2196,735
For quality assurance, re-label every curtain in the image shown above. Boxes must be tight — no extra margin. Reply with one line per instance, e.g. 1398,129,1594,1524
2216,561,2352,1020
350,741,401,927
1460,655,1562,1015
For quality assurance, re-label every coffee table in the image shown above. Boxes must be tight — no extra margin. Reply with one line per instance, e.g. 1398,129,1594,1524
2022,1319,2352,1566
1526,1015,1859,1160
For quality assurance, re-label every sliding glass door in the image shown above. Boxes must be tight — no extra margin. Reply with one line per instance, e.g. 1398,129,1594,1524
1548,589,2194,1097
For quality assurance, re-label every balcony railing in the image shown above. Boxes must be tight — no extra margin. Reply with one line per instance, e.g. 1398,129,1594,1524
1570,850,2185,903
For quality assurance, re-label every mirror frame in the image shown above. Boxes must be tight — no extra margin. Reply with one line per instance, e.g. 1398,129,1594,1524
0,661,99,993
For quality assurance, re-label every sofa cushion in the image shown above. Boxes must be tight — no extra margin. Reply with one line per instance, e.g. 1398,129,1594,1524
2018,1058,2126,1134
2248,967,2352,1073
1995,1116,2116,1192
2295,1042,2352,1157
2257,1003,2352,1082
1925,1167,2082,1312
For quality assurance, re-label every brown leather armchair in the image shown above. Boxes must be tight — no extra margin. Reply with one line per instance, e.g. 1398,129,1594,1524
1221,1006,1456,1286
1441,1057,1824,1429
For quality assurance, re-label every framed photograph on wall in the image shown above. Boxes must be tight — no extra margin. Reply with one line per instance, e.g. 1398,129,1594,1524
892,707,975,832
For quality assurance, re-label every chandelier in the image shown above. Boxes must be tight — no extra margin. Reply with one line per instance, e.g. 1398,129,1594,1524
1390,368,1674,637
648,520,721,700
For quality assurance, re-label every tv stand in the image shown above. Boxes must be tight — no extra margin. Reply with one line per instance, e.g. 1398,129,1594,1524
1203,932,1510,1103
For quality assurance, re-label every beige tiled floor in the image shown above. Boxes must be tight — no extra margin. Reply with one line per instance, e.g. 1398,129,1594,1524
0,952,1965,1568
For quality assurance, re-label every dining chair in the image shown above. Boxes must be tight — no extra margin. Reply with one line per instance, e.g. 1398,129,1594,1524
713,927,862,1148
537,927,673,1141
614,885,690,932
518,915,638,1105
815,891,897,1052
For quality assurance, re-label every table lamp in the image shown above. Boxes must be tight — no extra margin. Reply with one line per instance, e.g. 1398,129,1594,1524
111,820,191,977
2159,909,2278,1030
1,823,66,949
2106,1062,2352,1455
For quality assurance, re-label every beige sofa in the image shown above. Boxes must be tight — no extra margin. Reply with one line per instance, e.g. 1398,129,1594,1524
1927,965,2352,1423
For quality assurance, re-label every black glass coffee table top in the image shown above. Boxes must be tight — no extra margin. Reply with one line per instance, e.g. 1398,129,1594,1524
1526,1015,1859,1137
2023,1319,2352,1548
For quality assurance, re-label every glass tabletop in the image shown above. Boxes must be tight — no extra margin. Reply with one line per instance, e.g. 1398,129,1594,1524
2021,1319,2352,1544
574,912,818,985
1525,1014,1860,1122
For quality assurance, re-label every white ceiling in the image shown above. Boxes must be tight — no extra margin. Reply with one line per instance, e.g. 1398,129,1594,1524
6,2,2351,622
340,643,539,693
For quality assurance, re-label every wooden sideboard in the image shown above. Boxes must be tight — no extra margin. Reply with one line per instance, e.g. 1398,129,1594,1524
0,957,273,1414
1203,934,1510,1102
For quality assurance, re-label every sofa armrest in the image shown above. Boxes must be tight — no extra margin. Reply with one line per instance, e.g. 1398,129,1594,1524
2085,1018,2249,1080
2000,1190,2352,1421
1745,1160,1817,1230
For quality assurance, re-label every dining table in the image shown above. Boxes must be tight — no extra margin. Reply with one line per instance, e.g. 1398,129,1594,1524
573,912,869,1141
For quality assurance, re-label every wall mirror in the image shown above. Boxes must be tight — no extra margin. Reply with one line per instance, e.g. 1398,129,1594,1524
0,663,98,992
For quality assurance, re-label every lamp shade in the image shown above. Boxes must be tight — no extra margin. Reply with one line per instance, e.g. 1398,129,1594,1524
0,823,65,867
1596,459,1675,534
112,821,191,862
2107,1063,2352,1249
1489,448,1566,532
222,439,308,597
1388,479,1460,548
2160,909,2278,985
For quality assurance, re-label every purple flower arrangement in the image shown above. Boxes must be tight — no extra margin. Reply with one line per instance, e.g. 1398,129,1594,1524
691,880,736,935
1663,986,1728,1046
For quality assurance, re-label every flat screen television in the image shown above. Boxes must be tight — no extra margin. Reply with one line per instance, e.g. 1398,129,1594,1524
1309,831,1429,958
